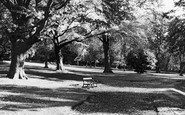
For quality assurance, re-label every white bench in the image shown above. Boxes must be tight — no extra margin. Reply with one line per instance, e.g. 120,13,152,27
82,77,97,88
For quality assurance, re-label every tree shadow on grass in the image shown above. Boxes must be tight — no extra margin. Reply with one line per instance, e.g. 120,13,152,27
68,69,179,88
174,80,185,91
26,69,85,81
0,62,86,81
0,85,91,111
73,91,185,114
97,75,178,88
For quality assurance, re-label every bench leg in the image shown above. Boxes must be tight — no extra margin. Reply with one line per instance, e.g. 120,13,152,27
82,80,97,88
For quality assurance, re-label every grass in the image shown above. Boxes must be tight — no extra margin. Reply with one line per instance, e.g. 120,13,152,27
1,61,185,115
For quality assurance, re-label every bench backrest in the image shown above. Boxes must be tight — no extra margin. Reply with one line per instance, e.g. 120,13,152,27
83,77,92,80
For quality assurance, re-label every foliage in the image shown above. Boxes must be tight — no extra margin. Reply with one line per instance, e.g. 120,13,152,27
84,37,103,61
28,40,54,62
0,3,11,60
167,18,185,55
61,44,77,64
126,49,151,73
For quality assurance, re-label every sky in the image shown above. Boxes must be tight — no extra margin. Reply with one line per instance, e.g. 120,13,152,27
162,0,185,17
162,0,174,12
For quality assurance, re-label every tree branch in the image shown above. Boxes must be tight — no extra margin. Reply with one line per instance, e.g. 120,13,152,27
55,0,71,10
59,39,68,44
98,37,103,42
56,16,78,38
84,30,109,39
27,0,53,46
59,38,78,49
25,0,31,7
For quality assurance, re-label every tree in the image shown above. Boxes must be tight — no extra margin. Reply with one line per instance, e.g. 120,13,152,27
28,38,54,67
0,3,11,60
0,34,11,60
90,0,134,73
77,0,148,73
148,13,168,73
168,17,185,75
137,0,170,73
76,37,103,67
126,49,151,73
43,0,100,71
0,0,70,79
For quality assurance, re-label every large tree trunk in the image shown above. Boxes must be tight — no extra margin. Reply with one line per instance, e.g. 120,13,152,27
102,34,113,73
1,0,52,79
7,43,28,79
55,47,65,71
164,55,171,71
56,56,64,70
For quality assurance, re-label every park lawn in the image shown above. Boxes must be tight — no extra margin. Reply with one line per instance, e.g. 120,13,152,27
0,61,185,115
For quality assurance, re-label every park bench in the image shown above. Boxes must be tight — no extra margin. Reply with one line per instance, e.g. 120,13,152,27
82,77,97,88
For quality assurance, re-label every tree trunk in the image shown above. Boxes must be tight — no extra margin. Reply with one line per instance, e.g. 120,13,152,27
44,59,49,68
155,53,161,73
59,56,64,70
44,51,49,68
55,48,65,71
7,43,28,79
178,54,183,76
155,61,160,73
44,39,49,68
102,34,113,73
164,55,171,71
179,62,185,76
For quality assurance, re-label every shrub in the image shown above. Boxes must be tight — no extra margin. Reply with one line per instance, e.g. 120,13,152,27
126,49,151,73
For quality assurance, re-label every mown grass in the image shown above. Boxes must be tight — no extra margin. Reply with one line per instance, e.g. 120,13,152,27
1,61,185,115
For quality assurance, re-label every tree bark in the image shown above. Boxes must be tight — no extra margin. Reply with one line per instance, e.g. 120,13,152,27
44,58,49,68
1,0,52,79
164,55,171,71
179,61,185,76
7,43,28,79
155,51,161,73
102,34,113,73
44,39,49,68
178,54,183,76
55,47,65,71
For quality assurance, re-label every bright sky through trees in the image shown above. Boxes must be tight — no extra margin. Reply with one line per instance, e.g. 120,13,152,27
162,0,174,12
162,0,184,17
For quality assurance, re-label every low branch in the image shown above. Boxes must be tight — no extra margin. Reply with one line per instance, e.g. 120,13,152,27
84,30,108,39
59,39,68,44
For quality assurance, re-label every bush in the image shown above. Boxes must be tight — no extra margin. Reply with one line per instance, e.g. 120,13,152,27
126,49,151,73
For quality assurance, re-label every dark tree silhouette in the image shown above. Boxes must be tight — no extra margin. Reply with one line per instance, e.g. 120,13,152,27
0,0,70,79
